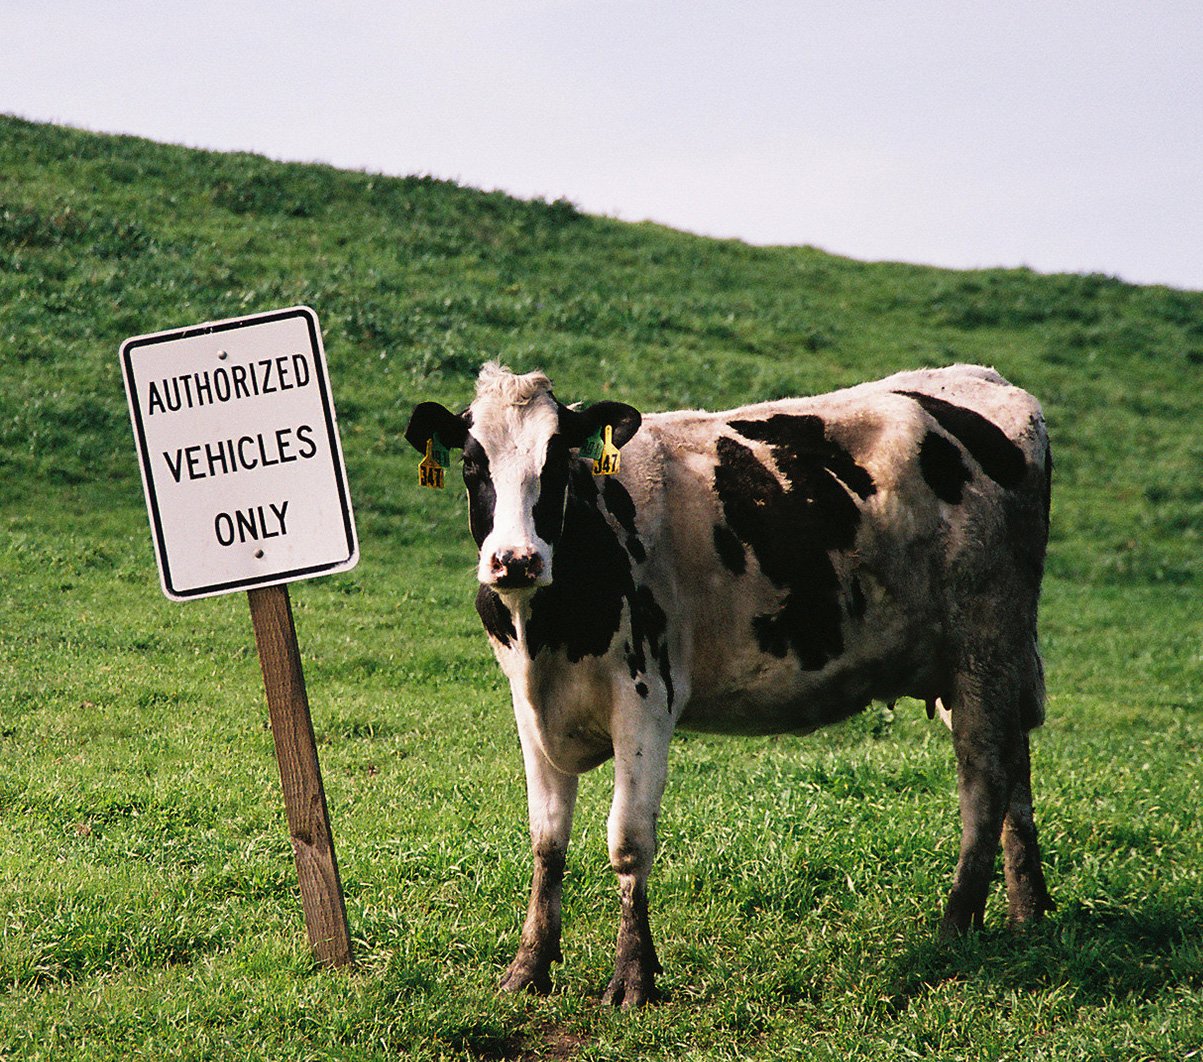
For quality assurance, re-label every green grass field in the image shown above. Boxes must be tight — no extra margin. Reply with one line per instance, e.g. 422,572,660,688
1,115,1200,1060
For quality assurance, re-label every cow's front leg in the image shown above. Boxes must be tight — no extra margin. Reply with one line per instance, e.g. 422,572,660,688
501,702,579,995
602,703,672,1008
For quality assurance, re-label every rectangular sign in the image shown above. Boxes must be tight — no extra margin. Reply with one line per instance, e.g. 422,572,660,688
121,306,359,600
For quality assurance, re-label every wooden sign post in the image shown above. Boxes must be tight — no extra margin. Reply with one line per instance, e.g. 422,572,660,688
249,583,352,967
121,307,359,968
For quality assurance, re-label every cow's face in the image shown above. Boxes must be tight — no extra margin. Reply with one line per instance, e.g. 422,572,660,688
406,365,640,592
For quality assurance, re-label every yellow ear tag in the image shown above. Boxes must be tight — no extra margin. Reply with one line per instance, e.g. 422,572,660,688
587,424,621,476
419,434,449,489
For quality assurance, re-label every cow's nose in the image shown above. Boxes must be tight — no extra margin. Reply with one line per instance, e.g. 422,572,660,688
490,549,544,588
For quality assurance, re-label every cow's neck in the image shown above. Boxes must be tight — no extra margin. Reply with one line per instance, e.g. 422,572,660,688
493,463,635,665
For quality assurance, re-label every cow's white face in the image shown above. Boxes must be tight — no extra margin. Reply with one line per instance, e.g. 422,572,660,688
404,363,641,594
465,388,565,590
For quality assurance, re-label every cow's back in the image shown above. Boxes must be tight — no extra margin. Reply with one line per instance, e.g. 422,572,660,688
617,365,1049,735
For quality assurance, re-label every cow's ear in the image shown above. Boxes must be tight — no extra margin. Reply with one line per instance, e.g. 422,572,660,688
561,401,642,450
404,401,469,454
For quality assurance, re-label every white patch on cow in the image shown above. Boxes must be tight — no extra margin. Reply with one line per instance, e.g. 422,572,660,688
470,363,562,588
935,696,954,731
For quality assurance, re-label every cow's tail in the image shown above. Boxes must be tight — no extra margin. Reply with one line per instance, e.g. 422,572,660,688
1023,433,1052,733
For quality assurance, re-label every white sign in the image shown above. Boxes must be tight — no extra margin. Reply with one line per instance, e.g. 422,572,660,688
121,306,359,600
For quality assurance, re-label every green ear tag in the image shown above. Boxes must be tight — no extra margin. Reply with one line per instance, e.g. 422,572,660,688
592,425,621,476
419,433,450,489
580,428,605,464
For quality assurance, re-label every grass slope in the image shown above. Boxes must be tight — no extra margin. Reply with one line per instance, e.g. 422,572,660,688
1,115,1200,1060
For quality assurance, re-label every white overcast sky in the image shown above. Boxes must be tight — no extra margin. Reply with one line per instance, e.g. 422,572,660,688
3,1,1201,289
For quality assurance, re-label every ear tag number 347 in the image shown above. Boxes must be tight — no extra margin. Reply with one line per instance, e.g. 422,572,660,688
419,434,450,489
582,425,621,477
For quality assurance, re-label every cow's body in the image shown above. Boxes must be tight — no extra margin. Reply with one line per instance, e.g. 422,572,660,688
406,363,1053,1006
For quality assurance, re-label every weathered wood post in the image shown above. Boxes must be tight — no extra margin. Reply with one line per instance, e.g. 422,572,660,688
249,583,352,967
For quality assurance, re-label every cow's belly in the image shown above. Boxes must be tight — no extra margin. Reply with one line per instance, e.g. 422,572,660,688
678,643,938,735
676,590,944,736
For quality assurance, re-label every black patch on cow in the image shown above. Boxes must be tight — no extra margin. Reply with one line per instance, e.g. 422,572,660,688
525,464,674,708
626,585,674,709
532,434,572,545
848,576,867,620
729,414,877,502
602,478,647,563
918,429,972,503
635,681,649,699
714,419,874,671
712,523,747,574
462,436,496,548
526,465,630,663
894,391,1026,489
476,585,516,646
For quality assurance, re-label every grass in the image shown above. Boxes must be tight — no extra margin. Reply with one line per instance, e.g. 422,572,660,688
1,114,1201,1059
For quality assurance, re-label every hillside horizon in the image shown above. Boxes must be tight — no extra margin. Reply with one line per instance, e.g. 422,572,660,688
8,112,1200,293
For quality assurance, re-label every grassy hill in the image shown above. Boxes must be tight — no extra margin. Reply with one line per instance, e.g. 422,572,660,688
1,114,1200,1059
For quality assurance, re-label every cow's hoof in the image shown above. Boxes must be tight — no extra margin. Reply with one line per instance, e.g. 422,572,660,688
939,901,985,942
500,951,554,995
1006,891,1056,928
601,965,659,1009
938,918,965,943
1006,884,1056,927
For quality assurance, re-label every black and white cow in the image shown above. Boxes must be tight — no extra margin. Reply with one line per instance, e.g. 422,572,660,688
405,362,1053,1007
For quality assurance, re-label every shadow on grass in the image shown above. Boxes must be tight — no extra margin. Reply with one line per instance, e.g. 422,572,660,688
887,896,1203,1013
451,1021,589,1062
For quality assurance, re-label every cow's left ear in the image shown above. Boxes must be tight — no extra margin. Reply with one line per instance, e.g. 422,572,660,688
404,401,469,454
561,401,642,450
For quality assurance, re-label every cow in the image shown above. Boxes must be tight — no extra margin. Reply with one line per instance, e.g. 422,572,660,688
404,361,1053,1007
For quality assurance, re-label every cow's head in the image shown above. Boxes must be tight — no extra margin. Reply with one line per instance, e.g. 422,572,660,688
405,363,641,591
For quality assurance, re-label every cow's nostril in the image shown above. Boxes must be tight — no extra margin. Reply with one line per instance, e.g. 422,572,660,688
489,549,543,587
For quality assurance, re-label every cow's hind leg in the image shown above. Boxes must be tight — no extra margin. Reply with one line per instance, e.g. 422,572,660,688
941,655,1025,938
501,703,579,994
602,701,672,1008
1001,732,1054,924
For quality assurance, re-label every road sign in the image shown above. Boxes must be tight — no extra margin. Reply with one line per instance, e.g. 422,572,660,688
121,306,358,600
122,306,358,967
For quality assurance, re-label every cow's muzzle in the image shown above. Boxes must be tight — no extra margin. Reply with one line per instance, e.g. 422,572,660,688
488,548,546,589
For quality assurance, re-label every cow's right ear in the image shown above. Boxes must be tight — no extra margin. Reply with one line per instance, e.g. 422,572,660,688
404,402,469,454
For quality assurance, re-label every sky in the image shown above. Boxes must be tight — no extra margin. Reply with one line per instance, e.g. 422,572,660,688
3,0,1201,290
